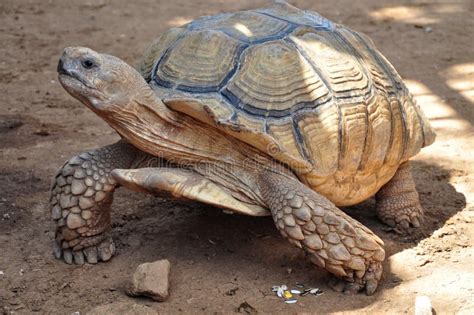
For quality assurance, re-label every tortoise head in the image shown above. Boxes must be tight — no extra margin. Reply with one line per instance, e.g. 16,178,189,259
57,47,150,112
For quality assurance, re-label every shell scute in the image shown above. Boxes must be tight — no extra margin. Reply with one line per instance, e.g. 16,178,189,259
154,30,243,92
139,27,185,80
290,29,371,99
257,1,333,30
209,11,293,43
223,40,330,118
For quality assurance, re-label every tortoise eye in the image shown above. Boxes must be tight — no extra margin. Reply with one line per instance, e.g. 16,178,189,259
81,58,96,69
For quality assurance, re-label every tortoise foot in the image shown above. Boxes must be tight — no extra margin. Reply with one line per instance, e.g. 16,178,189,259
328,261,383,295
378,204,423,233
53,235,115,265
376,161,424,234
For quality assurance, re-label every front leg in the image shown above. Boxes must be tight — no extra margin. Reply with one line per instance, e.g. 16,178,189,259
257,170,385,295
50,140,140,264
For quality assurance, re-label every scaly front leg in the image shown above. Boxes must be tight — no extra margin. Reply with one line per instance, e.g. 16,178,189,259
257,170,385,295
50,140,140,264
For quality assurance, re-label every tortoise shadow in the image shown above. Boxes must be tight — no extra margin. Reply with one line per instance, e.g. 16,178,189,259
113,159,465,312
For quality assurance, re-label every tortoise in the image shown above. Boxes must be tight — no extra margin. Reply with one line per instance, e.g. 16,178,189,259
51,1,435,295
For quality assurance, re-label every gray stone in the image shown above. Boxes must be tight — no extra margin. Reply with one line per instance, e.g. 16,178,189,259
128,259,171,302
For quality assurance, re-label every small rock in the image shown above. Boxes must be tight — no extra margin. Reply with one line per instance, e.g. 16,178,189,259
415,295,433,315
236,302,257,314
87,302,158,315
225,287,239,296
128,259,171,302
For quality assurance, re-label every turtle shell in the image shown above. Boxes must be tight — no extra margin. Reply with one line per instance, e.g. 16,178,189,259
138,2,435,206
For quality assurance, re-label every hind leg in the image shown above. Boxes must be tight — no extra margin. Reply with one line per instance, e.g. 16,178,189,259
375,161,424,232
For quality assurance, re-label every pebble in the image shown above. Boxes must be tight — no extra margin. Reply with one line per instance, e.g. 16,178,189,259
128,259,171,302
415,295,433,315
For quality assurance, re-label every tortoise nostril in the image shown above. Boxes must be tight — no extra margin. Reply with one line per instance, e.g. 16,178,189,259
57,58,68,75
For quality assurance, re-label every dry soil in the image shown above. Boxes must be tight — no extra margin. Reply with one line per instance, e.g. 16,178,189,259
0,0,473,314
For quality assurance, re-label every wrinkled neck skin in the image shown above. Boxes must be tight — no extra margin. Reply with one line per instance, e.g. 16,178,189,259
95,83,294,204
102,86,258,166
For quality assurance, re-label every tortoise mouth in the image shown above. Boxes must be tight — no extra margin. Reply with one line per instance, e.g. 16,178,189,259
57,59,97,91
58,74,90,101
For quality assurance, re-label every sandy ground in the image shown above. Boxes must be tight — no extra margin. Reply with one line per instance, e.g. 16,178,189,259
0,0,473,314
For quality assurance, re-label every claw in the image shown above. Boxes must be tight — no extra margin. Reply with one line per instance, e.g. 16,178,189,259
53,238,115,265
84,246,99,264
53,241,62,259
399,220,410,229
365,279,378,295
63,249,73,264
385,219,396,228
343,282,362,295
73,250,85,265
97,238,115,261
411,217,421,228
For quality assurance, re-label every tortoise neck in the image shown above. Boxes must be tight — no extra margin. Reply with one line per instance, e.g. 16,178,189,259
103,86,255,167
